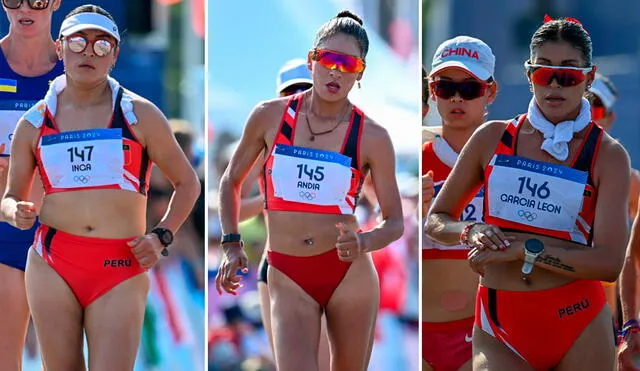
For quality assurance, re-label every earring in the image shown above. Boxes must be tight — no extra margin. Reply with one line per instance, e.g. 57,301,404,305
357,81,361,89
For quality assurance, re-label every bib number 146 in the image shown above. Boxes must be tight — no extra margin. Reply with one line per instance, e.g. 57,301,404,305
517,176,550,199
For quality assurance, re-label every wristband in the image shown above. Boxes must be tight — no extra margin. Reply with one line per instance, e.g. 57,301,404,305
460,222,484,247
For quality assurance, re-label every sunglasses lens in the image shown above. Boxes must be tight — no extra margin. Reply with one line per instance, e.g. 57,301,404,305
67,36,87,53
93,39,112,57
530,67,587,87
3,0,22,9
316,50,364,73
432,80,486,100
27,0,48,9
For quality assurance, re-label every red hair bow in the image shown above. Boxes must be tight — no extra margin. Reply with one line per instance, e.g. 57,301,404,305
543,14,588,33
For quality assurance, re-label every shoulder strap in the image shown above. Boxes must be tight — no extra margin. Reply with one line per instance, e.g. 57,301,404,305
572,123,603,185
341,106,364,170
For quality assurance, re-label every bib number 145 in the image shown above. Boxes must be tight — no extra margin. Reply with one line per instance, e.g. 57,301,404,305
296,164,324,182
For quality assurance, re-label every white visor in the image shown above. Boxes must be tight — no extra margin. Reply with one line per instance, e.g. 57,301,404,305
60,13,120,43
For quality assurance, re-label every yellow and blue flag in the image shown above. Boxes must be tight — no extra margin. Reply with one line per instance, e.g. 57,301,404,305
0,78,17,93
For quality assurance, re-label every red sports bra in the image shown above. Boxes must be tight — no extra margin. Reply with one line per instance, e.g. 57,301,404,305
261,94,365,214
28,85,151,196
483,114,603,246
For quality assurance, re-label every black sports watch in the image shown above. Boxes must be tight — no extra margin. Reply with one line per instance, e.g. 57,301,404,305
150,227,174,257
221,233,242,245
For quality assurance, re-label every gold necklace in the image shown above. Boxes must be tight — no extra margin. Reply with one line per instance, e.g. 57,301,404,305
305,101,351,141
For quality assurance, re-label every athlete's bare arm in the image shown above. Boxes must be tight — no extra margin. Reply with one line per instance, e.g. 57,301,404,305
238,162,265,222
521,136,630,282
628,169,640,218
620,193,640,324
425,121,505,245
133,98,201,233
219,100,277,235
358,119,403,252
0,119,38,226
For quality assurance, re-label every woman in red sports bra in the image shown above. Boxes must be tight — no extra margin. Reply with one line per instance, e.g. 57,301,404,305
215,10,404,371
422,36,498,371
0,5,200,370
425,17,629,371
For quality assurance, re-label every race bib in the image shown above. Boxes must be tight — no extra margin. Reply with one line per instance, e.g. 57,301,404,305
434,183,484,222
0,99,37,155
271,144,352,205
487,155,587,232
39,128,124,189
425,185,484,250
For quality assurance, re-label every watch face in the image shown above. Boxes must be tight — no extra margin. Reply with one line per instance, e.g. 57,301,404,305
160,231,171,244
525,239,544,254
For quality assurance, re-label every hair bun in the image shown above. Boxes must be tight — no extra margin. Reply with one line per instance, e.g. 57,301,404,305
336,10,363,26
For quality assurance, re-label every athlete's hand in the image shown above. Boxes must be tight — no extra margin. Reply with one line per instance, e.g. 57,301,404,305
215,243,248,296
619,332,640,371
128,234,165,270
468,240,523,276
14,201,37,230
466,223,514,251
335,223,364,262
422,170,435,219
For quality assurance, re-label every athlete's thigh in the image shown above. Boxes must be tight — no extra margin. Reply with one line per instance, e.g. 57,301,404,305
268,265,322,371
84,272,149,371
459,358,473,371
556,306,615,371
0,263,29,370
258,281,275,355
318,316,331,371
472,325,533,371
325,256,379,371
423,359,435,371
24,249,85,371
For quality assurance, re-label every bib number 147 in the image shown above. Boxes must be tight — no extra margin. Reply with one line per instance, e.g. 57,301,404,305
67,145,94,163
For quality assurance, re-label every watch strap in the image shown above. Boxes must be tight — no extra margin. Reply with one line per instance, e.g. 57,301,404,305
150,227,174,247
221,233,242,244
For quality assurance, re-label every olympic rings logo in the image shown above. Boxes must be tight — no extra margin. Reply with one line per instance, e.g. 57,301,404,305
517,209,537,222
299,191,316,201
73,175,91,184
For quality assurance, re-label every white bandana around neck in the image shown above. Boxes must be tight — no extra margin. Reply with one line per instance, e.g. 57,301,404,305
527,97,591,161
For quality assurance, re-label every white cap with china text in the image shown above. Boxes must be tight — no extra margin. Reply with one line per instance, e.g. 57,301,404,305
430,35,495,81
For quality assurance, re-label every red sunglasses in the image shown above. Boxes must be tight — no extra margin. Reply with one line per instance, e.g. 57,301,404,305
312,48,365,74
65,36,115,57
429,80,491,100
525,62,593,87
